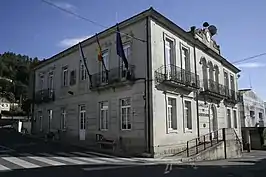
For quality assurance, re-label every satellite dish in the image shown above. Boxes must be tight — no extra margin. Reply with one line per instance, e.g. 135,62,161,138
208,25,217,36
203,22,209,27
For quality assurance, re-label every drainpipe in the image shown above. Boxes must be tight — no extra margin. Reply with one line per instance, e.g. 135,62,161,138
146,16,151,153
191,26,200,137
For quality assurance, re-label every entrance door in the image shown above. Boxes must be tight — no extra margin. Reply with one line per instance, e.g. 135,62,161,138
79,105,86,140
209,105,218,138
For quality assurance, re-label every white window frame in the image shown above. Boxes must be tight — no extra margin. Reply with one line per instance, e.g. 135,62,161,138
61,108,67,130
99,101,109,131
100,51,109,84
79,105,86,130
167,97,177,132
62,67,68,87
47,109,53,131
120,98,132,130
39,75,44,90
184,100,192,132
180,44,190,72
80,60,87,81
120,44,131,78
48,71,54,98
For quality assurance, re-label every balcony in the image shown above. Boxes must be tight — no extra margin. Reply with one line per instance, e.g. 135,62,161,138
155,64,200,90
200,79,227,100
90,65,135,90
224,89,240,105
35,89,55,104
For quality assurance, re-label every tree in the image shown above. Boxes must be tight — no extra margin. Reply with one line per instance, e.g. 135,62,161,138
0,52,41,113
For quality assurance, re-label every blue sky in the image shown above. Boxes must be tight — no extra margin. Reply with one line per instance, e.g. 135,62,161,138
1,0,266,99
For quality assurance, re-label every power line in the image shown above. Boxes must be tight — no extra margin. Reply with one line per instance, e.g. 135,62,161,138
41,0,146,43
232,52,266,64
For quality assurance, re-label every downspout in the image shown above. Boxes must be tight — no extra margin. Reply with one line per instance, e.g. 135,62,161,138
146,16,151,153
191,27,200,137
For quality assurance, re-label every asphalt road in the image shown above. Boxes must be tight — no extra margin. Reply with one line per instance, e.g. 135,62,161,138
1,128,266,177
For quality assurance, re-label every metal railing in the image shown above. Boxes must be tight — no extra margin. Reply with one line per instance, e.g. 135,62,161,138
201,79,227,96
35,89,55,104
186,129,224,157
155,64,200,88
90,65,135,88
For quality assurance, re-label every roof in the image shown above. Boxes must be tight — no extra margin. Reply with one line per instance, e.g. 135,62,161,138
34,7,241,73
239,88,252,93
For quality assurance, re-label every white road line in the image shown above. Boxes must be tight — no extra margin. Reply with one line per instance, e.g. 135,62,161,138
86,151,138,162
0,164,11,172
40,153,87,165
82,165,137,171
58,152,105,164
72,152,123,163
21,153,66,166
2,157,40,169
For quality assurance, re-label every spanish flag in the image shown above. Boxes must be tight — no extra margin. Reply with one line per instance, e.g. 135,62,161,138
96,33,103,62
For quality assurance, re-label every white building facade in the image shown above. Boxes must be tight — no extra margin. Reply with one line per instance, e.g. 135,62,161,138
238,89,265,127
31,8,241,156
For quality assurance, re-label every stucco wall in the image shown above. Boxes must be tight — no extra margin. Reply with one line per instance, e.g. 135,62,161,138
33,19,148,154
149,18,241,156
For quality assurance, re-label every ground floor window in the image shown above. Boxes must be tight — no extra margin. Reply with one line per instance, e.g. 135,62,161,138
167,97,177,131
120,98,131,130
99,101,109,130
184,100,192,131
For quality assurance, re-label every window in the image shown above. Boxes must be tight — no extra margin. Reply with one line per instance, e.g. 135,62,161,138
47,109,53,131
120,44,131,78
181,46,190,72
99,101,109,130
259,112,263,120
120,98,131,130
80,60,87,81
233,110,237,128
101,51,109,83
62,67,68,86
79,105,86,130
39,75,44,90
61,108,66,130
184,101,192,131
38,111,42,131
48,72,53,89
227,109,231,128
167,97,177,131
230,75,235,91
48,72,54,98
70,70,76,85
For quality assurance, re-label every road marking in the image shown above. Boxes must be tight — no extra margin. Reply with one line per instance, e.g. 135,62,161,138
72,152,123,163
82,165,137,171
86,151,138,162
2,157,40,169
57,152,105,163
0,164,10,172
40,153,87,165
21,153,66,166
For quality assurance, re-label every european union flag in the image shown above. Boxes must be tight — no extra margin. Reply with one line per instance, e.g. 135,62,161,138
116,24,129,70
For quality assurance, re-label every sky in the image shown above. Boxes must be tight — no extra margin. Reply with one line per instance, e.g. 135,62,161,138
1,0,266,99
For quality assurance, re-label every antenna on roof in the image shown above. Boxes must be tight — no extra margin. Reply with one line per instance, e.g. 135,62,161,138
249,74,253,89
116,12,118,23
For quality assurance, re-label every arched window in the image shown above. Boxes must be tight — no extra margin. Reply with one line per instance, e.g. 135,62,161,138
208,61,214,81
200,57,208,89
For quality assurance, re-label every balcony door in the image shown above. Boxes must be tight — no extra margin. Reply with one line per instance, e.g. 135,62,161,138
209,104,218,137
164,38,174,80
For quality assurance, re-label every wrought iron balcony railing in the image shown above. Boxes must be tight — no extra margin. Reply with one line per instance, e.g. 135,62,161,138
201,79,226,96
90,65,135,89
155,64,200,89
35,89,55,104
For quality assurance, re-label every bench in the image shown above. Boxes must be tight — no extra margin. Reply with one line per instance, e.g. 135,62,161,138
95,134,116,151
